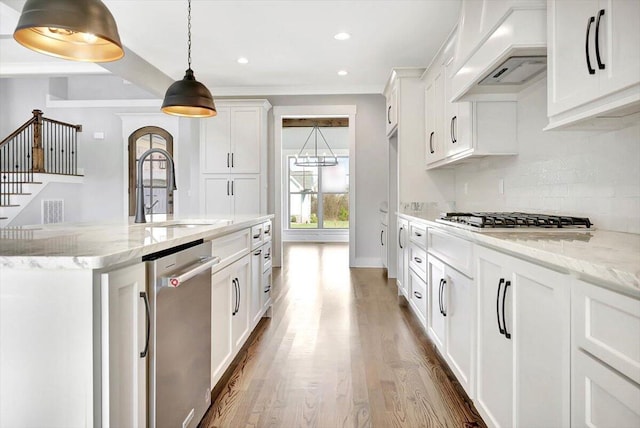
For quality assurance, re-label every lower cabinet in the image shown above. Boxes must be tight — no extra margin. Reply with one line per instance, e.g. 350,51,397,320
407,267,427,325
210,254,251,389
250,247,264,326
100,262,147,428
476,246,570,428
571,279,640,427
427,255,474,397
397,217,409,296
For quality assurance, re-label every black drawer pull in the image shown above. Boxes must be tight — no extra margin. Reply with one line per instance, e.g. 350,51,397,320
595,9,605,70
413,291,422,299
502,280,511,339
413,256,422,264
441,279,447,317
496,278,505,335
586,16,596,75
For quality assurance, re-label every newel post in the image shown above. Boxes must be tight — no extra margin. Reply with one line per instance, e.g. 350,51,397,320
32,109,45,173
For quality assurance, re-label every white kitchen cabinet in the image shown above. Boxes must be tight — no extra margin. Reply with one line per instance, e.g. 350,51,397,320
427,252,474,397
408,266,427,326
425,67,445,164
202,175,261,220
547,0,640,130
262,267,273,314
210,264,233,389
385,80,398,136
250,246,264,327
476,245,570,428
101,262,147,428
231,254,251,351
200,99,271,218
571,279,640,427
396,217,409,297
443,57,473,158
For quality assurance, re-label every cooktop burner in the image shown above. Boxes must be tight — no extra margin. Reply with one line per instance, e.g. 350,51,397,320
438,212,592,229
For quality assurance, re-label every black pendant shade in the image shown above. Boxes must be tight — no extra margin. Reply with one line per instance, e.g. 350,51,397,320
13,0,124,62
162,68,217,118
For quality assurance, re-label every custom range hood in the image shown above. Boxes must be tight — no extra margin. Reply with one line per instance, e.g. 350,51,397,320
450,1,547,101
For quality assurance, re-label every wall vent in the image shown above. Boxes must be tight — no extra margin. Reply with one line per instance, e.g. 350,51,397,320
42,199,64,224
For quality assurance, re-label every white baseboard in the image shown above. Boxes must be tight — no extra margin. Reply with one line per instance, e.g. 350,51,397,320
354,258,384,268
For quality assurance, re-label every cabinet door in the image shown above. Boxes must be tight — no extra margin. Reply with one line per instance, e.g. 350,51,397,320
443,57,459,157
231,175,261,218
444,267,474,397
211,267,233,389
427,256,446,351
512,261,570,428
201,107,231,174
548,0,600,116
231,255,251,350
202,176,233,218
425,70,445,164
101,263,147,428
261,268,272,313
397,220,408,295
599,0,640,96
386,83,398,135
476,250,513,428
231,107,261,174
250,248,263,327
380,224,388,268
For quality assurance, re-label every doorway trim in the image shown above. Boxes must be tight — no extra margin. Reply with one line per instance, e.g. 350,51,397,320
273,105,357,268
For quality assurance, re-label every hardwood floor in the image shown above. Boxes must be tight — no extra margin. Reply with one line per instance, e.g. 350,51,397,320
200,242,485,428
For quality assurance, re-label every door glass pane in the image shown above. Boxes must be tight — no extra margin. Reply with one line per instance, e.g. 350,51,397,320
321,157,349,193
289,193,318,228
322,193,349,228
136,133,170,214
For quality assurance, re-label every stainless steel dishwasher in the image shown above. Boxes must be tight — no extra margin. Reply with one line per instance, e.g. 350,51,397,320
144,240,219,428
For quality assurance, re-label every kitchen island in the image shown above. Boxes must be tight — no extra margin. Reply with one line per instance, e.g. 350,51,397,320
0,215,273,428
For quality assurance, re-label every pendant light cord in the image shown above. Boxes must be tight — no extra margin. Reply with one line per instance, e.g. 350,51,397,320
187,0,192,69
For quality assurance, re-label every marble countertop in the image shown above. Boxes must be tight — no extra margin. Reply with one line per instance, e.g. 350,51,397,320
0,215,273,270
397,209,640,295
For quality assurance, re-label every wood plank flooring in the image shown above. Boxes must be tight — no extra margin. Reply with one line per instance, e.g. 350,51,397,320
200,242,485,428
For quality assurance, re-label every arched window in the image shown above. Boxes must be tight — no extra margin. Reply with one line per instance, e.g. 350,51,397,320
128,126,174,216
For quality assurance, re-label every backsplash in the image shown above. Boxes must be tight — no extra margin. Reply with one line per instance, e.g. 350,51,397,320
453,81,640,234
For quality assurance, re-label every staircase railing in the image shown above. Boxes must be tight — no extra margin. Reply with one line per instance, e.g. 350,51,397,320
0,109,82,207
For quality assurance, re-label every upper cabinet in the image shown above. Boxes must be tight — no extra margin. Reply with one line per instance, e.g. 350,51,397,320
385,80,398,136
546,0,640,130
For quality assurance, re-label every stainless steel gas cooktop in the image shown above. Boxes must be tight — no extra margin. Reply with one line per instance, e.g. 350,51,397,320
437,212,593,230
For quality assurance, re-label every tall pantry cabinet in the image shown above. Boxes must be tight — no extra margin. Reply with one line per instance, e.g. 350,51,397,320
200,100,272,219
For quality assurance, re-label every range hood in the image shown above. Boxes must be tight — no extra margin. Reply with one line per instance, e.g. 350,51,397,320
451,4,546,101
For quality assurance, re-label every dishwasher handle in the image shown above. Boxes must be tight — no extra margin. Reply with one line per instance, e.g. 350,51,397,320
162,256,221,288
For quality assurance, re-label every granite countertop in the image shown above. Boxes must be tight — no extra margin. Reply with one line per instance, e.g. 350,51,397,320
0,214,273,270
397,209,640,296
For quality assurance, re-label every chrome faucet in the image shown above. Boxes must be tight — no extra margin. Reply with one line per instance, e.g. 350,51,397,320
135,148,177,224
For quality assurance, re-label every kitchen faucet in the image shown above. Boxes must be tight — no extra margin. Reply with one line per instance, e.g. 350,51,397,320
135,148,177,223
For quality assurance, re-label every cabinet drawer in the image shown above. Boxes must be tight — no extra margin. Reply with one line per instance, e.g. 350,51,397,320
408,243,427,282
409,222,427,249
408,268,427,323
573,279,640,384
210,229,250,272
572,349,640,427
262,241,272,272
251,224,264,249
428,228,472,277
262,221,272,242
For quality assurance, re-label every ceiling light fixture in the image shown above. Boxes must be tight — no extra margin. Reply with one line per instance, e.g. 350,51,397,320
237,57,249,64
161,0,216,118
13,0,124,62
337,70,348,76
294,125,338,168
334,32,351,41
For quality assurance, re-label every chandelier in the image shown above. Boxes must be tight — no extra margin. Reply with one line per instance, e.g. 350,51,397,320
294,125,338,167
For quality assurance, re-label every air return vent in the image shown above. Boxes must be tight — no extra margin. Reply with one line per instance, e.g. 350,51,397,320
42,199,64,224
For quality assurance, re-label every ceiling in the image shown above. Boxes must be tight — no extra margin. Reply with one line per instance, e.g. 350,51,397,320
0,0,461,96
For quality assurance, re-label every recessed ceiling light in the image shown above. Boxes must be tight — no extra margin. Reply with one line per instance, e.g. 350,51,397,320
338,70,348,76
334,32,351,41
237,57,249,64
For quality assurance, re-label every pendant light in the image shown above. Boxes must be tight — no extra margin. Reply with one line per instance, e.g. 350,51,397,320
161,0,216,118
294,125,338,167
13,0,124,62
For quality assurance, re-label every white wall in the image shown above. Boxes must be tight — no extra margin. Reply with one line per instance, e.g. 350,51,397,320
453,80,640,234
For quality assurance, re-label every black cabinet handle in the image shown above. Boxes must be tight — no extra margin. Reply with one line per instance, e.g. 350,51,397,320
429,131,435,154
232,278,238,315
140,291,150,358
253,232,261,239
496,278,505,335
231,153,234,168
380,230,384,246
586,16,596,74
254,249,262,256
441,279,447,317
264,251,271,260
398,226,404,249
415,231,422,237
231,180,234,196
264,285,271,293
387,105,392,124
226,180,230,196
450,117,455,143
502,280,511,339
438,278,444,315
413,256,422,264
595,9,605,70
227,153,230,168
237,277,241,314
452,116,457,143
413,291,422,299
